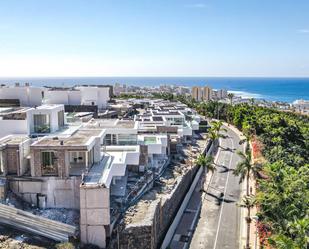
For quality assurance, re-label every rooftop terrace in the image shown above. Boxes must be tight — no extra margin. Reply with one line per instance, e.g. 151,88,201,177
32,129,103,147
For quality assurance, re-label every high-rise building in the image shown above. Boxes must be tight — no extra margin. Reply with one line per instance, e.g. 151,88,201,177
192,86,202,101
202,86,212,101
215,89,228,99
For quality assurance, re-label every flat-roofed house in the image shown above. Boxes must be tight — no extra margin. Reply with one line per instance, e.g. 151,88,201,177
0,104,66,138
8,128,104,209
0,84,44,107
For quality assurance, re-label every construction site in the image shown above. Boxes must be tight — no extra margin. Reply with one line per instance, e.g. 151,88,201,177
0,91,208,249
107,133,210,249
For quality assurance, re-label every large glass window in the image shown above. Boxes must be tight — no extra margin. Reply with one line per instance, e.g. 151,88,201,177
34,114,50,133
117,134,137,145
41,151,57,175
104,134,112,145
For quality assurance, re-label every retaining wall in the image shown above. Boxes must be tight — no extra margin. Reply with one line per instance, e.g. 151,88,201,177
109,165,199,249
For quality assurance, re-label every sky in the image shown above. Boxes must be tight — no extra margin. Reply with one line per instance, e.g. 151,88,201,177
0,0,308,77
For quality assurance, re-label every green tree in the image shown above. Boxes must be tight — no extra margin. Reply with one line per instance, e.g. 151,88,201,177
233,150,261,196
196,154,215,173
227,92,234,105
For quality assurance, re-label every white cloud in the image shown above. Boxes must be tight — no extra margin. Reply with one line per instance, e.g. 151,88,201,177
297,29,309,33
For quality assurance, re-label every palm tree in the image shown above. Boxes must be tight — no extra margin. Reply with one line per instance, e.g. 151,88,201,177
249,98,255,106
227,92,234,105
238,195,256,249
208,120,227,147
196,154,215,174
233,150,261,196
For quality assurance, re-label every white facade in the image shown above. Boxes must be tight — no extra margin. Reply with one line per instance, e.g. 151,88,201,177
0,119,29,138
44,87,110,109
0,85,43,107
76,86,110,109
28,104,66,134
101,146,140,188
44,90,81,105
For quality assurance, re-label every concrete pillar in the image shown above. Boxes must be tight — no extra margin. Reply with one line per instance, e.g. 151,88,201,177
80,186,110,248
93,138,101,163
85,152,88,170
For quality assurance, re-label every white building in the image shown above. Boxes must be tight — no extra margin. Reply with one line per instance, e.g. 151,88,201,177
76,86,110,108
0,104,66,138
0,84,44,107
28,104,66,134
43,89,81,105
292,99,309,114
44,86,110,109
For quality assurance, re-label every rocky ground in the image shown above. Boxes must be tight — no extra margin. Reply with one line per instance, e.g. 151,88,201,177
0,225,99,249
0,225,58,249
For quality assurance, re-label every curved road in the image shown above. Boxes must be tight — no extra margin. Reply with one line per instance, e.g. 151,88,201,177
190,125,244,249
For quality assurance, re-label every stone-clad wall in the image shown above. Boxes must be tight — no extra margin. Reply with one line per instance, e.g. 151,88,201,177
156,166,198,248
6,147,19,175
31,149,67,177
110,165,198,249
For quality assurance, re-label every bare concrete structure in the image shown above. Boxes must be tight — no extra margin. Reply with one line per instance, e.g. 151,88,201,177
0,135,31,177
80,174,110,248
9,129,104,208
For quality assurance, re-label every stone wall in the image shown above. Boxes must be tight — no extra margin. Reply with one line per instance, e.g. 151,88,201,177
6,147,19,175
109,165,198,249
156,126,178,134
31,149,67,177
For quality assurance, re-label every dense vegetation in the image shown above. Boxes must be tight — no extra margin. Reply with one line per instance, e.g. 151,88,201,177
225,103,308,249
153,93,309,248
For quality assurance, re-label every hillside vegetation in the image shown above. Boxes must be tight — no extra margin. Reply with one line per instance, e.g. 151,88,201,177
153,93,309,248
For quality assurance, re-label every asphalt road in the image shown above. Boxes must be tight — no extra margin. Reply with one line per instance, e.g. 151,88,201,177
189,125,244,249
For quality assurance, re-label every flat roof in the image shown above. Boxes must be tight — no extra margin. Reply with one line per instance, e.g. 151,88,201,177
32,129,103,147
84,119,136,129
34,104,63,110
0,107,31,115
0,135,29,146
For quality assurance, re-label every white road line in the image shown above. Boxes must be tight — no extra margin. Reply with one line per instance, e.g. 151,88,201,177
213,131,235,249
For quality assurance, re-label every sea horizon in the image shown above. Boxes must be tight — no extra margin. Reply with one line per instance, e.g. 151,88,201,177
0,76,308,103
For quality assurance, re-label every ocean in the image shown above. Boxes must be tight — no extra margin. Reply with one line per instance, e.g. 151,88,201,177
0,77,308,103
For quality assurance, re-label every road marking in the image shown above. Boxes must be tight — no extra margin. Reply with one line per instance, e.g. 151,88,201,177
213,130,235,249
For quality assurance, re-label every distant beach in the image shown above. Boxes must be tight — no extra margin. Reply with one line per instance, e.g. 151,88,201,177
0,77,308,103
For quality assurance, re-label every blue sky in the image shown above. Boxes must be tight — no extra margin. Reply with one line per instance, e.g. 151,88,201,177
0,0,308,77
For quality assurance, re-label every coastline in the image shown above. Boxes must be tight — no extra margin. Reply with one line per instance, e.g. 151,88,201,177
0,76,308,103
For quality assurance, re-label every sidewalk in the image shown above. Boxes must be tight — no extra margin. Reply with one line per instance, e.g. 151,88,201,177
239,150,260,248
221,121,259,249
239,175,259,249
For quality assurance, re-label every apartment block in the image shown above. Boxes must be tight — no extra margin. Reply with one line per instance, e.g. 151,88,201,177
191,86,213,102
192,86,203,101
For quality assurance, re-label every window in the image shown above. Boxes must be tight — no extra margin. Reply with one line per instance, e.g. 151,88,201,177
118,134,137,145
34,114,50,133
0,152,4,175
41,151,57,175
69,151,85,164
104,134,112,145
58,111,64,127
